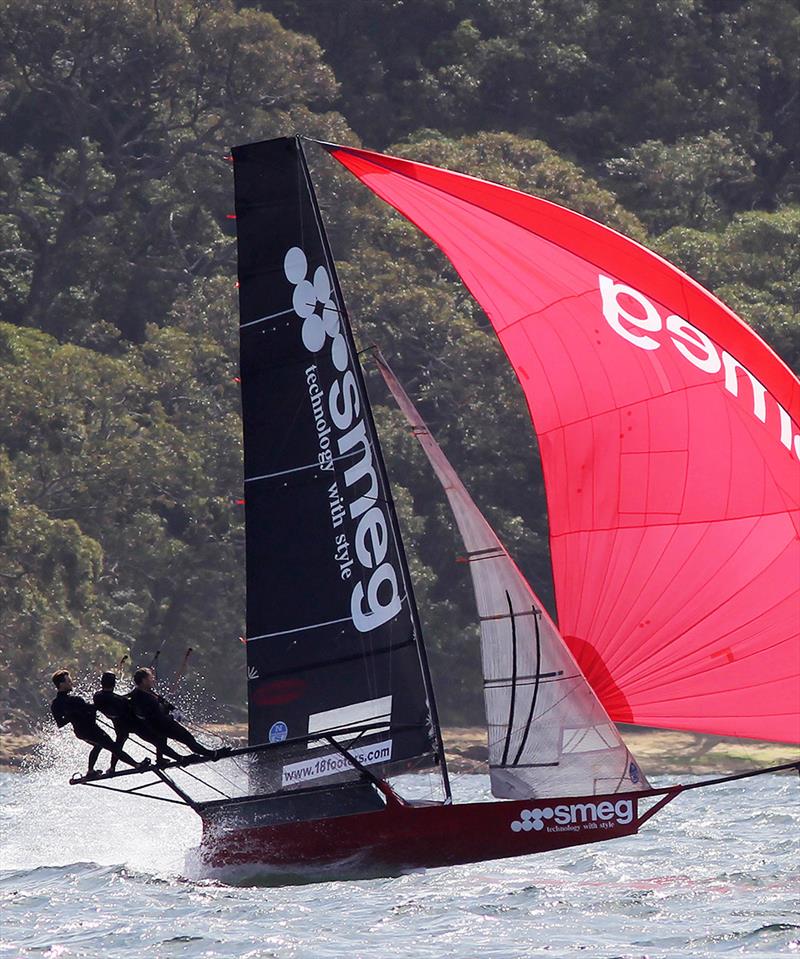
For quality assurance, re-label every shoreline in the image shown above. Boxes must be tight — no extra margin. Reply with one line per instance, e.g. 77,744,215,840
443,725,798,776
1,721,796,777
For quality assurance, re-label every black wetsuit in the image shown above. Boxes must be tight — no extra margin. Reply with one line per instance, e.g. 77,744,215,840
51,690,139,772
129,687,213,757
93,689,181,769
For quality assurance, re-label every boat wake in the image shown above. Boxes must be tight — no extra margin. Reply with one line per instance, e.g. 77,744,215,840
184,846,414,887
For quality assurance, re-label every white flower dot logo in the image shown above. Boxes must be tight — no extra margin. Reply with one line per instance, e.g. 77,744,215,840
510,807,554,832
284,247,348,371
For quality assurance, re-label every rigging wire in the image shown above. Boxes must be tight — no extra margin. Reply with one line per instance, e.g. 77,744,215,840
92,715,235,800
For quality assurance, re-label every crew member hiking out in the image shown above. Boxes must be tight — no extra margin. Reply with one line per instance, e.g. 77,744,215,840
50,670,149,779
93,671,182,770
129,667,221,760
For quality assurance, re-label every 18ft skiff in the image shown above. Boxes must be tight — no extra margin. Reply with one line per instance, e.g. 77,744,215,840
72,137,800,883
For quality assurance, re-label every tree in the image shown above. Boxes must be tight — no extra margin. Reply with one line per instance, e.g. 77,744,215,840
0,317,247,706
658,207,800,371
0,445,120,714
265,0,800,212
0,0,358,720
0,0,345,343
606,133,757,233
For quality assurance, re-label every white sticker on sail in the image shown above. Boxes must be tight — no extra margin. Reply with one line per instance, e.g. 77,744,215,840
282,740,393,787
307,695,392,749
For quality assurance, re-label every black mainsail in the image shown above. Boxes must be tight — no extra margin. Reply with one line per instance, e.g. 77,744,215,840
232,136,447,797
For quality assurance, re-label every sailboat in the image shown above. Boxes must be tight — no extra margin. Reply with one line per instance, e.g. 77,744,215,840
72,136,799,882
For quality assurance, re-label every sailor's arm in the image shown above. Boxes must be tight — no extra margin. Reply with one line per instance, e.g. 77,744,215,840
158,694,177,714
50,701,69,728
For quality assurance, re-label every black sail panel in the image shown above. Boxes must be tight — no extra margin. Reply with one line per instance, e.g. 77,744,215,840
232,137,441,792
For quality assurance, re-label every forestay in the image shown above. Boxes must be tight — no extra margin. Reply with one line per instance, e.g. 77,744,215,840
232,137,445,796
376,354,648,800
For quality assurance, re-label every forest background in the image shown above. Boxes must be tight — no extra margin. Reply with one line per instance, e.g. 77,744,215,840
0,0,797,729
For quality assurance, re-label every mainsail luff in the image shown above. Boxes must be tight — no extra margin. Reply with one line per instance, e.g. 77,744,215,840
326,142,800,746
232,136,446,793
376,352,649,799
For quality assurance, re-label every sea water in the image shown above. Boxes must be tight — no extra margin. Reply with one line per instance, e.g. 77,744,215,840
1,735,798,959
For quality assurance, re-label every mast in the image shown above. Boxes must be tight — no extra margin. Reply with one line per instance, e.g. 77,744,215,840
296,139,451,799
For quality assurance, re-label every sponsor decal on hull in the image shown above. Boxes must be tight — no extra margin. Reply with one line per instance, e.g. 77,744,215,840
510,798,635,834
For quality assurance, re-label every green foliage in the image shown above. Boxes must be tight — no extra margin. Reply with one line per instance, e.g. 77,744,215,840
658,207,800,371
0,444,121,713
0,0,343,343
607,133,757,233
0,319,246,706
0,0,798,728
264,0,799,207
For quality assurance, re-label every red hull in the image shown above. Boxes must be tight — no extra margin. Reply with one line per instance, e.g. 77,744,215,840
199,789,642,882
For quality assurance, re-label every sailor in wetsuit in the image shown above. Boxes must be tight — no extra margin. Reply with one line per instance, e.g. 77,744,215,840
93,671,182,770
129,667,217,760
50,670,147,778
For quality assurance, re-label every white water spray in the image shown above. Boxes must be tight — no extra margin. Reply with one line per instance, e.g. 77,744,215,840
2,723,200,878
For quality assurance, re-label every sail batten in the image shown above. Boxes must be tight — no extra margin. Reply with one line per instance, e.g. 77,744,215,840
329,142,800,746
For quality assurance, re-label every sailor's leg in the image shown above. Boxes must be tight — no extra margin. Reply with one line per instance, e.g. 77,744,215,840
159,739,183,762
87,742,102,773
88,726,142,769
164,720,214,756
109,742,143,768
109,724,130,772
135,726,182,765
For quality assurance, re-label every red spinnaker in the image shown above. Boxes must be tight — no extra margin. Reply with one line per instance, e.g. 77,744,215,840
327,143,800,744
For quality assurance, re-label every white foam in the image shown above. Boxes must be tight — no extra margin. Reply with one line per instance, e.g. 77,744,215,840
3,725,200,878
